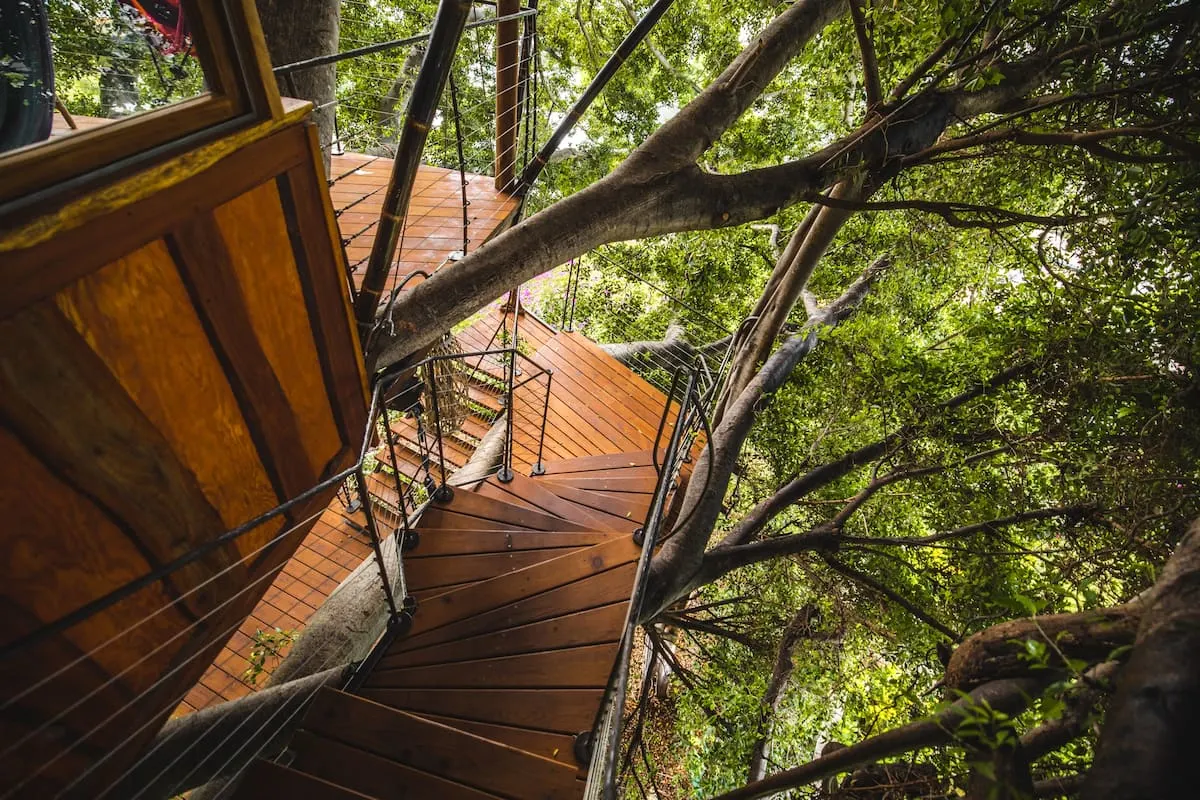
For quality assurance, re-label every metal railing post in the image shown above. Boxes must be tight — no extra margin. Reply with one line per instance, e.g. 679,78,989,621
427,364,453,501
498,348,516,482
355,462,401,624
531,369,552,475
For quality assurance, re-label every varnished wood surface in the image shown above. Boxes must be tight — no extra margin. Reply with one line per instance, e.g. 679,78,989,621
0,111,366,794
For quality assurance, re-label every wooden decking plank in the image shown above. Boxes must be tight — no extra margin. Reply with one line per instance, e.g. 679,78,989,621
234,759,375,799
540,451,655,475
532,356,652,453
302,689,580,800
289,731,504,800
420,490,593,532
366,642,620,689
535,480,650,525
357,688,604,735
378,602,628,669
417,714,581,768
481,472,619,531
404,548,590,592
399,538,640,642
405,529,618,556
544,475,658,494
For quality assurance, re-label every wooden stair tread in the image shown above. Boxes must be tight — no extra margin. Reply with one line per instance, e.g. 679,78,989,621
289,731,505,800
235,758,377,799
538,450,655,475
540,475,657,494
419,490,593,532
378,601,629,669
302,689,580,800
357,688,604,735
405,529,619,556
404,548,594,593
366,642,621,689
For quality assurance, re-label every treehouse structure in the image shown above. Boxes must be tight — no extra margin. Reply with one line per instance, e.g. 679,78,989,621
0,2,712,798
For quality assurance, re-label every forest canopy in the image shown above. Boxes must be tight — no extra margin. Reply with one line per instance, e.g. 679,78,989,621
58,0,1194,796
355,0,1200,795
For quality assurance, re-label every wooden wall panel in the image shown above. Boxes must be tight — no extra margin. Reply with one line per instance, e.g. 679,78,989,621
214,180,343,483
0,116,368,796
55,239,281,535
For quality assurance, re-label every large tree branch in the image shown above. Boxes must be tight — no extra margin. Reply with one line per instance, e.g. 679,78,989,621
716,361,1031,550
806,193,1092,230
710,678,1052,800
1083,516,1200,799
644,262,886,616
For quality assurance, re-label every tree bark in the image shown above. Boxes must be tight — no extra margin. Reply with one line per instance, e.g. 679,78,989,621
256,0,339,174
123,664,352,799
1083,517,1200,800
747,606,820,782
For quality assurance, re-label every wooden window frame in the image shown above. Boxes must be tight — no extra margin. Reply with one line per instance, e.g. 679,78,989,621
0,0,283,213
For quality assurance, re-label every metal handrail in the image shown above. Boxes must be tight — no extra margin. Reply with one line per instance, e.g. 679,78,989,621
579,361,706,799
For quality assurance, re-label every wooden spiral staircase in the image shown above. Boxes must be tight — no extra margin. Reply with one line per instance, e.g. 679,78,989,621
234,450,662,799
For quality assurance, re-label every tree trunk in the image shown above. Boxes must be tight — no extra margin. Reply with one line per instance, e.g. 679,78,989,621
1083,516,1200,799
256,0,339,175
112,665,352,799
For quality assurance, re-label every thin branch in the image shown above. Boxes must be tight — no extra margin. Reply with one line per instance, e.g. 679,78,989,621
822,555,961,641
847,0,882,110
805,193,1091,230
838,505,1096,548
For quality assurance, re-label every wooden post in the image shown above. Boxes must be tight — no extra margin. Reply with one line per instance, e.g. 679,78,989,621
495,0,521,192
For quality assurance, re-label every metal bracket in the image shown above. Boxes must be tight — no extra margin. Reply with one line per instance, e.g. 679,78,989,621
632,527,645,546
573,731,592,765
530,462,546,476
497,467,514,483
402,529,420,552
434,485,455,503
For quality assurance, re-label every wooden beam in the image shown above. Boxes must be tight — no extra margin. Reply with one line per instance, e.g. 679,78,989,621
495,0,522,191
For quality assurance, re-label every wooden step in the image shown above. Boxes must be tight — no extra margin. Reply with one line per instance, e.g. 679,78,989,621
476,472,619,531
367,642,620,689
539,450,655,475
358,688,604,737
532,480,650,529
288,731,504,800
416,714,582,769
539,475,657,494
300,689,581,800
405,529,618,556
404,548,593,593
376,601,628,669
235,758,376,799
418,490,593,532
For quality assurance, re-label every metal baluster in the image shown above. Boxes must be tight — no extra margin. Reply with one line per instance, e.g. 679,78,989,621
531,369,552,475
427,360,453,501
498,348,516,483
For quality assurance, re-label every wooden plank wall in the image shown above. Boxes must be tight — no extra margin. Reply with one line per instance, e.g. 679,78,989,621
0,121,367,797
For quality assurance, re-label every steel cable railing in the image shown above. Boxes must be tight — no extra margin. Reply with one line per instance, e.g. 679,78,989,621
578,359,709,800
0,332,554,797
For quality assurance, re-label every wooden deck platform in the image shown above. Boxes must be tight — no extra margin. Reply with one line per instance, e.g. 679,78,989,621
330,152,519,297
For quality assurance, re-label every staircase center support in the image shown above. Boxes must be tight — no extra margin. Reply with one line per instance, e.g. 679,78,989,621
354,0,473,339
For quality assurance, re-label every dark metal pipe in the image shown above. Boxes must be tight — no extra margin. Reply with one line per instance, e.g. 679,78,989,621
427,363,452,497
498,348,516,482
355,463,401,622
354,0,473,338
513,0,677,196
